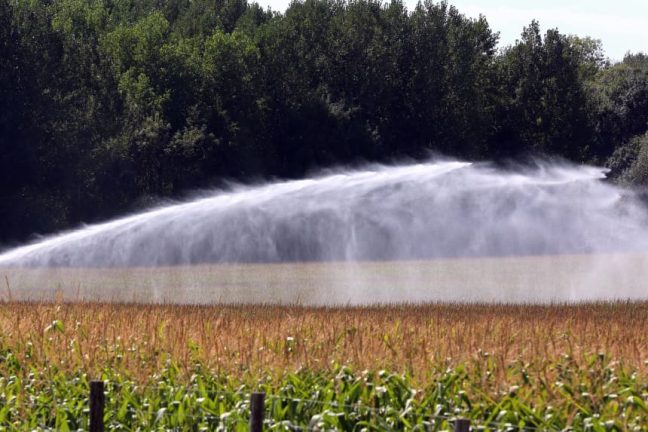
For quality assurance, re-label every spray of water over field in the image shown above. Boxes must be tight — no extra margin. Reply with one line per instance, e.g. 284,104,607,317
1,160,648,304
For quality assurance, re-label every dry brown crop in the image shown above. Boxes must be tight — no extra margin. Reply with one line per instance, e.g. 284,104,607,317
0,301,646,385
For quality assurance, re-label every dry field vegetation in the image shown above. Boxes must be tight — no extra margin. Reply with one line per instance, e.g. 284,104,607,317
1,302,647,380
0,301,647,429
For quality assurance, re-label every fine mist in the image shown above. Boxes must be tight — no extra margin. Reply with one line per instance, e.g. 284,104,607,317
1,160,648,304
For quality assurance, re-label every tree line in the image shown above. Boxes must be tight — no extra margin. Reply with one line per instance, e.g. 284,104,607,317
1,0,648,245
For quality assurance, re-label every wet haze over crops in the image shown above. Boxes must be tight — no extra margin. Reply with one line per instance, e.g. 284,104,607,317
1,160,648,304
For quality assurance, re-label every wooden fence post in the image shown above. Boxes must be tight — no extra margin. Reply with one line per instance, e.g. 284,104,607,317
89,380,105,432
454,418,470,432
250,392,266,432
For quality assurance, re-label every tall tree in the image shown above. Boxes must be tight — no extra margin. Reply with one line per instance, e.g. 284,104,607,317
493,22,594,160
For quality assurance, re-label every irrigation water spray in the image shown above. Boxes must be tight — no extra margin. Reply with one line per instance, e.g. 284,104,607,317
1,160,648,304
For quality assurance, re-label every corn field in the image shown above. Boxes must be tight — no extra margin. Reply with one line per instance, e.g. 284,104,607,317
0,302,646,429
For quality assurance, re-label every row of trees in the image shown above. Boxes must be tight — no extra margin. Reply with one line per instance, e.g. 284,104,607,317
1,0,648,245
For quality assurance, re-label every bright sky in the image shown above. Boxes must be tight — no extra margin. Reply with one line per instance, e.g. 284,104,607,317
257,0,648,61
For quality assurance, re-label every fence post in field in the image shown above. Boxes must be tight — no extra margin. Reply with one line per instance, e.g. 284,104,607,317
250,392,266,432
454,418,470,432
89,380,105,432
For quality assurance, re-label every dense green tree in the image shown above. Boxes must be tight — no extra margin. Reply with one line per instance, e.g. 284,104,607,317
594,54,648,160
0,0,645,245
493,22,595,160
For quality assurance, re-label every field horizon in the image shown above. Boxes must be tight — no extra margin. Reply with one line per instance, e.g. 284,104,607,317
3,252,648,305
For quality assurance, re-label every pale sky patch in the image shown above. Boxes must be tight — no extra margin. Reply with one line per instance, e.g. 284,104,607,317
456,1,648,60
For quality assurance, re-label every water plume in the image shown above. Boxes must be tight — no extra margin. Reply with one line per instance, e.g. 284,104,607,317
1,160,648,304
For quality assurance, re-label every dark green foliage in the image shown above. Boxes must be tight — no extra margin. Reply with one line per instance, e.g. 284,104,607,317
0,0,647,244
491,22,596,160
593,53,648,159
607,133,648,186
